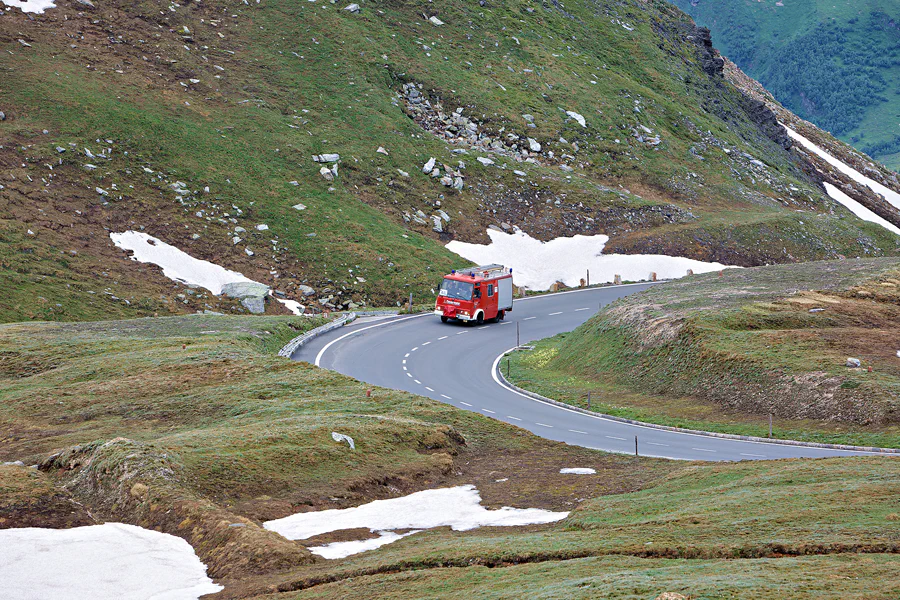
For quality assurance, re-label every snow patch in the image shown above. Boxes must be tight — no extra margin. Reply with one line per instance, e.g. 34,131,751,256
0,523,222,600
784,126,900,213
111,231,256,295
264,484,567,558
560,468,596,475
275,298,304,315
310,530,420,559
822,183,900,236
0,0,56,14
446,229,732,290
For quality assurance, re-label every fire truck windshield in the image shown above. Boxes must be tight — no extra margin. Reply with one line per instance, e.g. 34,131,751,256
440,278,474,301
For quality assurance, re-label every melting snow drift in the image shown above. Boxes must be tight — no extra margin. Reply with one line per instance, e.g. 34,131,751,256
110,231,303,314
264,484,568,559
0,523,222,600
0,0,56,13
560,468,596,475
446,229,731,290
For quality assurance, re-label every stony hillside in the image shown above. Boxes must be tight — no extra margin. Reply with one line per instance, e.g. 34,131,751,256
672,0,900,171
2,0,900,322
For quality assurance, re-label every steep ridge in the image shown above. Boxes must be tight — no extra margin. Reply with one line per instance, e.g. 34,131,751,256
1,0,898,322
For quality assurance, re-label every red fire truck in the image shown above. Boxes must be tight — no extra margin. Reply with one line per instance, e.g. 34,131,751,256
434,264,514,324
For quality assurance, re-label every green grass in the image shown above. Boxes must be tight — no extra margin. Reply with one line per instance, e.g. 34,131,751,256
509,258,900,447
1,0,899,323
673,0,900,171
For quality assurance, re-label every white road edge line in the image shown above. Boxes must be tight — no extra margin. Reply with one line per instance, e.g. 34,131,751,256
489,346,879,457
314,313,429,367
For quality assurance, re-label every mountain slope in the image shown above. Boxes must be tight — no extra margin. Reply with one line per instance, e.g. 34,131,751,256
2,0,899,322
671,0,900,171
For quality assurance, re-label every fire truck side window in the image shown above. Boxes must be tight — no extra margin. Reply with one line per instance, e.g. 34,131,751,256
474,286,481,299
488,284,494,297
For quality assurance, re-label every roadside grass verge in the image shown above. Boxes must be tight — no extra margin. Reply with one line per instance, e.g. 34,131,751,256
509,258,900,448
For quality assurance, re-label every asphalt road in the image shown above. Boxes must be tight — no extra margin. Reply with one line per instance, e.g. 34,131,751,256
294,284,881,461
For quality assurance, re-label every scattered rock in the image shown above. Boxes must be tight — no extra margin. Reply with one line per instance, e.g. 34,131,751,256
55,146,66,153
809,308,825,313
397,169,410,177
428,15,445,26
565,110,586,127
655,594,687,600
343,3,360,13
376,146,389,155
477,157,495,166
527,137,541,152
846,357,861,368
293,203,307,211
75,0,95,7
313,153,341,163
431,215,443,232
297,285,316,296
331,432,355,450
0,111,5,121
319,166,334,181
423,157,436,173
256,224,269,231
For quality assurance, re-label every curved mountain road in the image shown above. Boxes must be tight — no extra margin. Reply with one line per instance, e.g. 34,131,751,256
293,284,882,461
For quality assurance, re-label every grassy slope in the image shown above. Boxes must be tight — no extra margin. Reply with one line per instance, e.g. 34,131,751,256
2,315,898,597
672,0,900,170
510,258,900,447
0,314,676,581
1,0,899,323
254,458,900,599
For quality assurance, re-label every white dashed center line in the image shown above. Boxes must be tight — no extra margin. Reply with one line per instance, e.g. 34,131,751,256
402,359,406,364
606,436,626,441
414,379,421,385
440,394,452,400
403,366,407,371
457,331,468,335
406,373,412,378
646,442,669,447
482,408,496,414
411,347,418,352
438,336,448,340
691,448,716,453
535,422,553,428
460,401,473,407
422,341,431,346
425,387,434,392
740,453,766,458
548,312,563,316
574,307,590,312
523,316,536,321
404,353,410,358
507,416,522,421
569,429,588,435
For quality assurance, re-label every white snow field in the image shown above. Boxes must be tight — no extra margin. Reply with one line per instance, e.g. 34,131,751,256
559,468,596,475
822,183,900,236
265,484,568,559
0,0,56,13
110,231,304,314
0,523,222,600
784,126,900,214
446,229,731,290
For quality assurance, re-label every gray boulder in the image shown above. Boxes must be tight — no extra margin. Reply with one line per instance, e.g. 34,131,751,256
221,281,270,297
241,296,266,314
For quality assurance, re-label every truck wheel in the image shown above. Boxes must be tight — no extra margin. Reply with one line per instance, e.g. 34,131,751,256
441,316,449,323
476,312,484,326
497,310,505,321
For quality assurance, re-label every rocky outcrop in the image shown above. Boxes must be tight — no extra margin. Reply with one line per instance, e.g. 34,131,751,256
739,95,792,150
688,26,724,77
